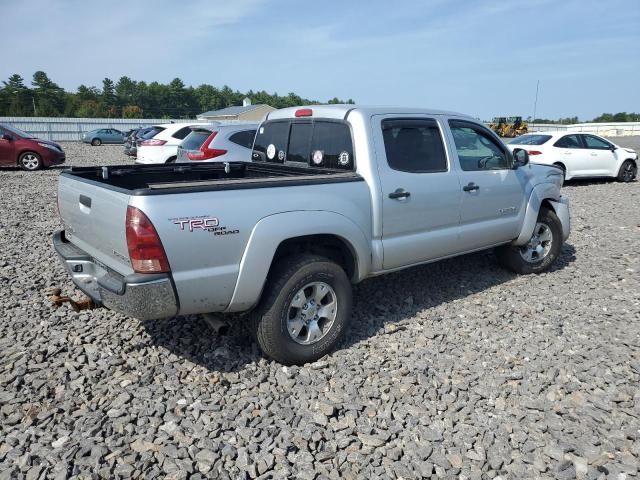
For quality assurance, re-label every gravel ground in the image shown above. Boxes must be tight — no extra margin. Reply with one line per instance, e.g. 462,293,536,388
1,141,639,479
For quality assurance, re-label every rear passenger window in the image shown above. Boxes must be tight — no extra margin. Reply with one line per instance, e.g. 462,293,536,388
310,122,354,169
172,127,192,140
554,135,582,148
252,121,289,162
382,119,447,173
449,121,510,171
229,130,257,149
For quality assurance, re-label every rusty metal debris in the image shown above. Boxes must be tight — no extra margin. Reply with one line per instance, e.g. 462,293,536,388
49,288,97,312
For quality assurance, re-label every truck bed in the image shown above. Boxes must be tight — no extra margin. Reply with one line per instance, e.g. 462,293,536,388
61,162,362,195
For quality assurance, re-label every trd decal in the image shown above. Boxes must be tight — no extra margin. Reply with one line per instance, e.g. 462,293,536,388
170,216,239,236
172,216,219,231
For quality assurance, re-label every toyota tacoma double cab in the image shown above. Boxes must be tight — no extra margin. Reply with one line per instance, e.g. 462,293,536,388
53,105,570,365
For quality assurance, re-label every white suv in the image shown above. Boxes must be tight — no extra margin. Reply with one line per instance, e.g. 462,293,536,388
136,123,202,164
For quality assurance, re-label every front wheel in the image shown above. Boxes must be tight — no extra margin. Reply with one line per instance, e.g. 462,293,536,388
249,254,352,365
91,138,102,146
19,152,42,171
496,208,563,274
617,160,637,183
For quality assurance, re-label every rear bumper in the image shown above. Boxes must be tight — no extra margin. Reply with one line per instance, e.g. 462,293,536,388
53,230,178,320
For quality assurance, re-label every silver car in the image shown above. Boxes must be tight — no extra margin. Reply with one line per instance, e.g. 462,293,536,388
176,122,258,163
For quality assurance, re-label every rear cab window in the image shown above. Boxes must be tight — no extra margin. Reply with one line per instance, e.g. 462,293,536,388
252,119,354,170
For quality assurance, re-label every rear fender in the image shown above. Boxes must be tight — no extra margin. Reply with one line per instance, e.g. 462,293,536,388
226,211,370,312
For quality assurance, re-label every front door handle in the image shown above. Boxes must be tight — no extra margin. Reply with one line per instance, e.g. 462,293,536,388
463,182,480,192
388,189,411,200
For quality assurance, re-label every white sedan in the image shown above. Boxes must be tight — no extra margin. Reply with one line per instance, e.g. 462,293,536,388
507,132,637,182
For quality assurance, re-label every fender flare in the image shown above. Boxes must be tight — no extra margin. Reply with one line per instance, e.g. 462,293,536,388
225,210,371,312
512,183,560,246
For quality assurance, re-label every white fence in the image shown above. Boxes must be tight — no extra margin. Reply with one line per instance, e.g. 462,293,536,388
529,122,640,137
0,116,205,141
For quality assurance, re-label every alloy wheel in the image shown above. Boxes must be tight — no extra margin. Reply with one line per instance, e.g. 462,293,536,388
287,282,337,345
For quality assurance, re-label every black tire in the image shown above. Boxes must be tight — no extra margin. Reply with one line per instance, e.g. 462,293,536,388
249,254,352,365
91,138,101,146
617,160,637,183
166,156,177,164
496,208,563,274
18,151,42,171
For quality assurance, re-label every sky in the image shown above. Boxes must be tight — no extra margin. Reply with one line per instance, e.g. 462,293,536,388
1,0,638,120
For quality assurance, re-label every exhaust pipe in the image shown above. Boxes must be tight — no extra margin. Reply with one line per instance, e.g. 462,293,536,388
49,288,98,312
203,313,231,335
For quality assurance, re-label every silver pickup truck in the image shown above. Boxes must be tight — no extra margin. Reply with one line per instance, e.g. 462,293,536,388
54,105,570,365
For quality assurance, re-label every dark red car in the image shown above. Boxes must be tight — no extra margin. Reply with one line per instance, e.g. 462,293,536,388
0,124,66,171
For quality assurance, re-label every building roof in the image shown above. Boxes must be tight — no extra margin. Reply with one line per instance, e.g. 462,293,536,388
199,104,266,118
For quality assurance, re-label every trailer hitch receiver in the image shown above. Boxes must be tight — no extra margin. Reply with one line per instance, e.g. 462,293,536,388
49,288,98,312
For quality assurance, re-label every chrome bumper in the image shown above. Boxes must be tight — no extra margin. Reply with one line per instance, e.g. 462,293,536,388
53,231,178,320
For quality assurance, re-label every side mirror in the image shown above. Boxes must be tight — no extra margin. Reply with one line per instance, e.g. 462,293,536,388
512,148,529,168
610,145,617,151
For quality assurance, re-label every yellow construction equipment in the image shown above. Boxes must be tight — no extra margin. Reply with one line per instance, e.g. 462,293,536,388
489,116,529,138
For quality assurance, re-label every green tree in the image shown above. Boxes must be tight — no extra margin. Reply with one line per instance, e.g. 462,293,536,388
101,78,117,116
32,71,65,116
1,74,33,116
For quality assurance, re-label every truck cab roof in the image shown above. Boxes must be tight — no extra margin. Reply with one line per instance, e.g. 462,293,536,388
266,104,475,121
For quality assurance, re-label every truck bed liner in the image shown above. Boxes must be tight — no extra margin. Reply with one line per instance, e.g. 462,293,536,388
62,162,362,195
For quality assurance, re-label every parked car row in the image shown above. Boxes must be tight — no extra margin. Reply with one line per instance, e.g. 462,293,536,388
123,122,258,165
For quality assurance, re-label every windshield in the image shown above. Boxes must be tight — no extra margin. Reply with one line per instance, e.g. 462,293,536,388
1,124,35,139
509,134,552,145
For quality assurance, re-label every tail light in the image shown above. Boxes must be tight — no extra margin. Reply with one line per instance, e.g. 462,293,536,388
295,108,313,117
527,150,543,155
126,206,170,273
187,131,227,160
139,139,167,146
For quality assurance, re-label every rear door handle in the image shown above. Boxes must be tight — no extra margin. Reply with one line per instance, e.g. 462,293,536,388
388,189,411,200
463,182,480,192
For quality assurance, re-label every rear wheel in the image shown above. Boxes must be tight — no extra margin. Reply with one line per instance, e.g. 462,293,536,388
496,208,563,274
91,138,101,146
19,152,42,171
249,254,352,365
617,160,637,182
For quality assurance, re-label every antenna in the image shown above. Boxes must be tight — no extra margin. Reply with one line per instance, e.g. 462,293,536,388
532,80,540,130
